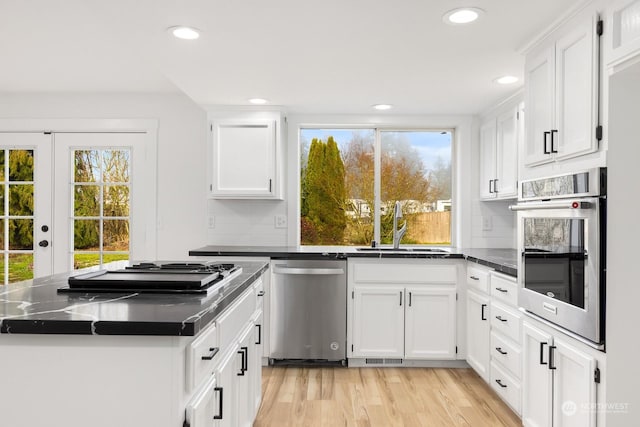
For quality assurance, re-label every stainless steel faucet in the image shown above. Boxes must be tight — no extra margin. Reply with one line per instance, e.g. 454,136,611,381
392,201,407,249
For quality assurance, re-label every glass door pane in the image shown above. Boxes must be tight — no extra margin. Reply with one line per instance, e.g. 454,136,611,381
0,134,52,284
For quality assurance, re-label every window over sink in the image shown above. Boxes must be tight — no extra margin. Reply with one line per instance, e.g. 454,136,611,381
299,128,452,246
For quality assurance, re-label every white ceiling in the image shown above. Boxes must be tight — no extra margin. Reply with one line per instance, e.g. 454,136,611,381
0,0,582,115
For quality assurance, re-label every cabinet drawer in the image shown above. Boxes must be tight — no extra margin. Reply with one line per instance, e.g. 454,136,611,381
490,330,522,380
217,287,256,350
491,302,521,343
186,321,219,391
490,361,521,415
467,265,490,294
490,273,517,307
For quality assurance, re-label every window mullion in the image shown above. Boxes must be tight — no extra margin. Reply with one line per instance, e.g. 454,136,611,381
374,129,382,245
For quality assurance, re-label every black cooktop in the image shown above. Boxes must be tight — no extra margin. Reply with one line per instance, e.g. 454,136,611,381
59,262,241,294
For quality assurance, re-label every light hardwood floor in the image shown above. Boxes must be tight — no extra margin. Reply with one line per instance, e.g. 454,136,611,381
254,366,521,426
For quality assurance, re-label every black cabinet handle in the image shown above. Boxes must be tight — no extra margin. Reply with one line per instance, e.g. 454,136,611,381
400,291,403,306
257,291,265,297
489,179,494,194
470,276,479,281
481,304,487,321
494,179,499,193
213,387,223,420
495,287,508,293
495,315,507,322
255,324,262,345
201,347,219,361
409,292,412,307
540,342,548,365
549,345,557,370
495,379,507,388
269,179,272,192
495,347,508,355
237,347,248,376
550,130,558,153
544,131,551,154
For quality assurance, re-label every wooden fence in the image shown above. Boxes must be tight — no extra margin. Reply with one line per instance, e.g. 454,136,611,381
406,211,451,244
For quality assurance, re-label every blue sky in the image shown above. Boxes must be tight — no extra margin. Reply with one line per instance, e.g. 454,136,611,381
300,128,451,172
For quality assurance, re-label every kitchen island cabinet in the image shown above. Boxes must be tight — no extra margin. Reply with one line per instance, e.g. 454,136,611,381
0,261,268,427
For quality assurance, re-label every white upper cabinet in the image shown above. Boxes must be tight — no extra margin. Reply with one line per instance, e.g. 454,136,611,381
524,12,602,167
479,97,521,200
608,0,640,68
209,115,283,199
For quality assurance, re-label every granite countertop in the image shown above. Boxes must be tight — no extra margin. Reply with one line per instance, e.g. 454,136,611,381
0,261,268,336
189,245,517,277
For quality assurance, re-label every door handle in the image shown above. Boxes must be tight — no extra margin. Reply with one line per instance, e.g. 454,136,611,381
255,324,262,345
237,346,248,376
38,240,49,248
540,342,548,365
213,387,223,420
543,131,551,154
549,345,557,370
481,304,487,321
550,130,558,153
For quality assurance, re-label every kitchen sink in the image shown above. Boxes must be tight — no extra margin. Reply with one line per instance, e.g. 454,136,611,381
356,247,449,253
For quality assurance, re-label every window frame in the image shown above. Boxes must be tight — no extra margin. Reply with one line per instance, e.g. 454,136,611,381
297,124,456,247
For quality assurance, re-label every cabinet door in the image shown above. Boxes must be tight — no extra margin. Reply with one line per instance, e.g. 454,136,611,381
466,290,491,381
495,107,518,199
552,337,597,427
214,346,240,427
525,46,555,167
479,120,497,199
236,324,254,427
555,15,598,161
186,375,217,427
211,120,276,198
522,322,553,427
251,311,264,420
352,286,405,358
405,286,456,359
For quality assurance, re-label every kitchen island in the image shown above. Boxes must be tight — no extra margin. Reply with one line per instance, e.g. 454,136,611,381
0,260,269,427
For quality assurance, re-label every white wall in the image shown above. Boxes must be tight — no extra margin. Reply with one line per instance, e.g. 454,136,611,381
0,92,208,260
606,58,640,426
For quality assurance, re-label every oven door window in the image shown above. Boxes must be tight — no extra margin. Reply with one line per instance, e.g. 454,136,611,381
523,217,586,309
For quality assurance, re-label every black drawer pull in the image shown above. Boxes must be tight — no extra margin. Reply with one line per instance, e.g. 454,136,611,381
481,304,487,321
540,342,548,365
549,345,557,370
495,379,507,388
495,315,507,322
201,347,219,361
237,346,248,376
257,291,265,297
470,276,480,281
544,131,551,154
213,387,223,420
495,287,508,293
495,347,508,355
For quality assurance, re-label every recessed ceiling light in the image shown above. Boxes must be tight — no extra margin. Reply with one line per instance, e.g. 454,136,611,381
248,98,268,105
168,26,201,40
495,75,519,85
373,104,393,110
443,8,484,25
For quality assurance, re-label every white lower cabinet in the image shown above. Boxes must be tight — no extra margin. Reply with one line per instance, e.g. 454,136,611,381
186,375,218,427
352,285,405,358
213,343,240,427
466,289,491,381
405,286,457,359
348,259,460,362
522,320,601,427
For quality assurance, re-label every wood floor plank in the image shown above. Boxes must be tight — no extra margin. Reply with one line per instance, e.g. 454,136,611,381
255,366,521,427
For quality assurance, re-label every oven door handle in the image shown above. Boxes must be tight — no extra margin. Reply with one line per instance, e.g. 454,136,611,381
509,201,592,211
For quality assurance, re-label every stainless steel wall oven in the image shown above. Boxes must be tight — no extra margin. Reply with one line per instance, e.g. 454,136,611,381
510,168,606,346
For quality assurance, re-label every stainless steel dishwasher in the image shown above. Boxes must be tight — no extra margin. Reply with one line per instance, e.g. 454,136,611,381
269,258,347,365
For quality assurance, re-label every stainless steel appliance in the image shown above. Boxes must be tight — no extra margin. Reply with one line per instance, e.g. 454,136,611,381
510,168,606,346
270,259,347,364
60,261,242,294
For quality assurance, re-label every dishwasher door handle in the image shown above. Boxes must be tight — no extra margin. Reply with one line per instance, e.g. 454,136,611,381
273,266,345,275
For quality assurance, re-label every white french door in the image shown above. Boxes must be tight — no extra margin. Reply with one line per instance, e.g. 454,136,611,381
53,132,150,274
0,133,52,284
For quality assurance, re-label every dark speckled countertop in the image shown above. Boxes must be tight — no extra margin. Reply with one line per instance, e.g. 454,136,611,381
0,261,268,336
189,245,517,277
